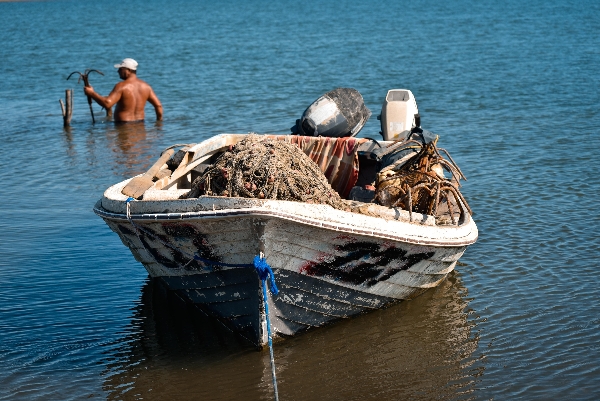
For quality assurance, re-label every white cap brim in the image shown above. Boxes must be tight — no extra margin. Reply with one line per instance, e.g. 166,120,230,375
114,58,138,70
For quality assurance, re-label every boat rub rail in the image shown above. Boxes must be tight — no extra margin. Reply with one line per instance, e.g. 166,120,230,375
93,200,478,247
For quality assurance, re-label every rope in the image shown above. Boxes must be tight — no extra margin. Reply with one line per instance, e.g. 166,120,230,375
255,253,280,401
126,198,281,400
254,254,279,296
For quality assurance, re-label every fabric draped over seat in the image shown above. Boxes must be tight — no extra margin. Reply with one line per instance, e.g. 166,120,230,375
269,135,367,198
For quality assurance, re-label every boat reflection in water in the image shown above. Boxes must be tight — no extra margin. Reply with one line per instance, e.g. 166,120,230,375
102,269,481,400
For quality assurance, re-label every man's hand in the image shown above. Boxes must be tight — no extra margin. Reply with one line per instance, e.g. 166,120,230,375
84,86,94,96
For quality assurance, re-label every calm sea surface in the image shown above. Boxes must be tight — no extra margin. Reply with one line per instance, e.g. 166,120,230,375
1,0,599,400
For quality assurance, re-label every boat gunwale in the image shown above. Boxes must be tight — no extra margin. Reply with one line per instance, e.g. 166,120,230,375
93,200,478,247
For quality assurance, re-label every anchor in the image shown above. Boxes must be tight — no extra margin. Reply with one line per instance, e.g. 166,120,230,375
67,69,104,124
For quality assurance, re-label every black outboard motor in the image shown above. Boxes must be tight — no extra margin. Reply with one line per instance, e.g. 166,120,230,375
291,88,371,137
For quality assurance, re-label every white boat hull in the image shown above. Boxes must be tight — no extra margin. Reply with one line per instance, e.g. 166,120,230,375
95,185,476,347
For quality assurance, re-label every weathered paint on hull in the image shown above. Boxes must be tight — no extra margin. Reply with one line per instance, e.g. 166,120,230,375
96,205,467,347
157,269,263,346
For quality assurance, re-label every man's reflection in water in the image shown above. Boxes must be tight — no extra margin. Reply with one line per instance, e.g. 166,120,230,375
108,121,163,178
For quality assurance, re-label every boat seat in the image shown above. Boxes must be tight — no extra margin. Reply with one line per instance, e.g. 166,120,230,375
269,135,368,198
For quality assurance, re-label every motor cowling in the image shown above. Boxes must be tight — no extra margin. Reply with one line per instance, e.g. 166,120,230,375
378,89,420,141
291,88,371,137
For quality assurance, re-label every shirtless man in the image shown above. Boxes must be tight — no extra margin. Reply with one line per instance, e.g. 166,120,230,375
84,58,163,122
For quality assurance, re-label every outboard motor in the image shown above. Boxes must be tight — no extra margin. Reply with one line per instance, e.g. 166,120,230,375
378,89,420,141
291,88,371,137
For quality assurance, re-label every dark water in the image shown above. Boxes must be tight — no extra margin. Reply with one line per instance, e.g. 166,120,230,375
1,0,599,399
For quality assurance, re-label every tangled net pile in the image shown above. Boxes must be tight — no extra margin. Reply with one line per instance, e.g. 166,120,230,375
374,140,472,224
183,135,350,210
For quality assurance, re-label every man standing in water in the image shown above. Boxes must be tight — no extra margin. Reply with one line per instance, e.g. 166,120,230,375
84,58,163,122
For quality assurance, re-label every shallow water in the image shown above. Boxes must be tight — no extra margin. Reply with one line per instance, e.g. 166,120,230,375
1,0,599,400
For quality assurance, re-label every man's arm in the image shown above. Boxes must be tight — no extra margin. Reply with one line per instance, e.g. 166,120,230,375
84,84,122,110
147,88,163,121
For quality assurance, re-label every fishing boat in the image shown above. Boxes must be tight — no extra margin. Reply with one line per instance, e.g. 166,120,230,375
94,89,478,348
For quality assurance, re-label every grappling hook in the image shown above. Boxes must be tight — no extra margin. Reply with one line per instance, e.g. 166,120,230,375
67,69,104,124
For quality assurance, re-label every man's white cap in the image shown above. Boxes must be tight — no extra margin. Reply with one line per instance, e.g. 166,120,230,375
114,58,138,71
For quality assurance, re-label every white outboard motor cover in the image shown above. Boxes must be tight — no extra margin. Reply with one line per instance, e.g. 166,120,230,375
379,89,419,141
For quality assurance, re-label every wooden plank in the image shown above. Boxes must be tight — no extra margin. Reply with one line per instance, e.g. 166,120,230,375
121,149,175,198
275,269,393,309
183,282,255,304
273,286,366,318
270,298,340,328
154,149,222,190
271,315,310,336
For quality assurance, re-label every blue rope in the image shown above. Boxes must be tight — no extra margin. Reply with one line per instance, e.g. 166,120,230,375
254,255,279,296
255,254,279,401
193,253,280,399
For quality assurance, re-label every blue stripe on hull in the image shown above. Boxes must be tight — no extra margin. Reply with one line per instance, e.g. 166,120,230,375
156,268,403,345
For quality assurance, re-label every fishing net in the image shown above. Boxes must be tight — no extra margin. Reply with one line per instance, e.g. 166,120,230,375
183,134,351,210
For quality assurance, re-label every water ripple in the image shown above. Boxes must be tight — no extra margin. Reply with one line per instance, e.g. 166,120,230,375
1,0,600,399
